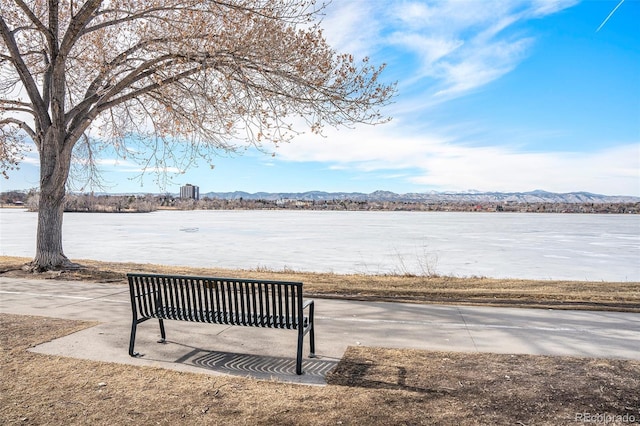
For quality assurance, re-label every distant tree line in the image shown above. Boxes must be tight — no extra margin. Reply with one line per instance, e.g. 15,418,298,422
2,191,638,214
193,198,639,213
1,191,156,212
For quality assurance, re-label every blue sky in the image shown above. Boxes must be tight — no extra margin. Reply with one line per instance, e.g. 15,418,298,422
3,0,639,196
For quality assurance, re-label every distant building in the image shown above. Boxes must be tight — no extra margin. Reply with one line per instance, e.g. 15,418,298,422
180,184,199,200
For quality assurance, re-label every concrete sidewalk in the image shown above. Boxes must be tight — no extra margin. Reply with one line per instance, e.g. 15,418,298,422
1,277,639,385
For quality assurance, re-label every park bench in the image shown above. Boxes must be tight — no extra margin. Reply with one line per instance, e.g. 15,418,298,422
127,273,315,375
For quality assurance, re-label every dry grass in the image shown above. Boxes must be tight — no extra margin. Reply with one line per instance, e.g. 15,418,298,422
1,314,639,425
1,256,639,312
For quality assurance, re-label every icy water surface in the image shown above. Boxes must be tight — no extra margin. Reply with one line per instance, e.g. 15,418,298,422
1,209,638,281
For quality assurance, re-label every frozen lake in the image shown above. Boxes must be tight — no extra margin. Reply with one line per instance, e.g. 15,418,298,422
1,209,638,281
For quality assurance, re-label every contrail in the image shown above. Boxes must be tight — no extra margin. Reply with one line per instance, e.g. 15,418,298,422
596,0,625,32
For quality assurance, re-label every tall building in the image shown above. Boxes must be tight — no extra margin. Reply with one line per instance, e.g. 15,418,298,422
180,184,199,200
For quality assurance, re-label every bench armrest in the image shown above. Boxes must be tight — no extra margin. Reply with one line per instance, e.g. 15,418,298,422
302,299,314,326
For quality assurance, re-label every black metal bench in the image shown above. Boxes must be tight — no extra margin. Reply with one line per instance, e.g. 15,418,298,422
127,273,315,375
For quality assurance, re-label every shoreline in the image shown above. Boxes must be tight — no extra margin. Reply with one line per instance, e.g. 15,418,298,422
2,256,638,313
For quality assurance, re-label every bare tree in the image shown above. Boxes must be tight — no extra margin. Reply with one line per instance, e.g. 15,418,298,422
0,0,394,271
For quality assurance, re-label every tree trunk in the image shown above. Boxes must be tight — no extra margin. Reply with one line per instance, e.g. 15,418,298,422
32,188,70,270
29,129,79,271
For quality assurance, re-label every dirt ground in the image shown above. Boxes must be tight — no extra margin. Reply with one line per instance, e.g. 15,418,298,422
1,314,639,425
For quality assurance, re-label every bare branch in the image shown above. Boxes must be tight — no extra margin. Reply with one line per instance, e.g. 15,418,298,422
83,6,188,35
83,1,321,35
59,0,102,59
1,99,33,108
97,63,204,115
13,0,49,34
0,16,49,127
0,106,35,116
0,116,36,140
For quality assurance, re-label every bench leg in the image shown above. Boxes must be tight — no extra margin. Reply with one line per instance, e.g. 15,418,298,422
129,320,138,356
309,322,316,358
157,319,166,343
296,328,304,375
308,302,316,358
129,318,151,357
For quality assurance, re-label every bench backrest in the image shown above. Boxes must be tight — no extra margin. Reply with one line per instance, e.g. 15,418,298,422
128,273,306,329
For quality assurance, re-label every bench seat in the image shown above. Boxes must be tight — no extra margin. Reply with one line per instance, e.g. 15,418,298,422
151,306,310,328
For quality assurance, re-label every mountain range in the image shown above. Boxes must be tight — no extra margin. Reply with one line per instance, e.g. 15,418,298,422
199,190,639,204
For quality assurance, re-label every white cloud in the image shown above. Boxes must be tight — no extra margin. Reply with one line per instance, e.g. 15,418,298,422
277,124,640,196
95,158,183,175
322,0,579,100
434,37,532,97
319,2,380,59
530,0,581,17
21,149,39,165
410,143,640,195
388,33,463,64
